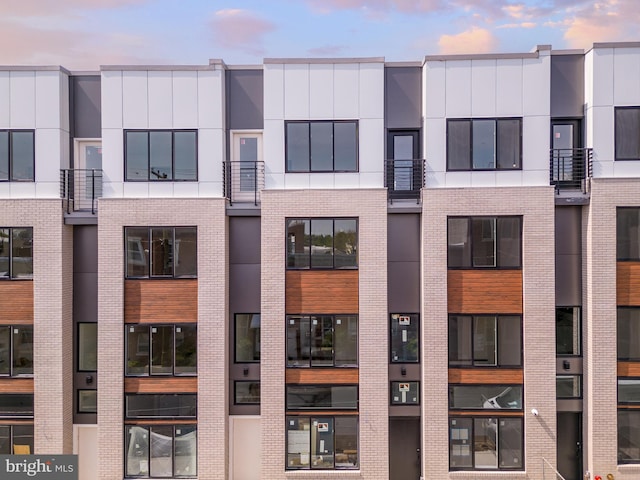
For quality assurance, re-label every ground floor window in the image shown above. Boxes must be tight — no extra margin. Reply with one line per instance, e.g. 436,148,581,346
449,417,523,470
619,410,640,463
286,416,358,470
0,424,33,454
125,425,196,478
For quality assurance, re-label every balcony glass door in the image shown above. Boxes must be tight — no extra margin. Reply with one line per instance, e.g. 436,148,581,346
231,132,262,202
551,120,581,187
387,131,420,199
74,141,102,210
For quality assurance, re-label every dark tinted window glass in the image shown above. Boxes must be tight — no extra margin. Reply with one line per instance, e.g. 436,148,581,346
472,120,496,169
472,218,496,267
0,426,9,454
497,217,521,267
151,228,173,277
10,132,34,181
618,208,640,260
556,307,580,355
310,219,333,268
449,315,472,366
449,315,521,367
126,227,150,278
557,375,581,398
619,410,640,462
0,328,9,374
334,315,357,366
473,316,497,366
174,227,197,277
12,425,33,455
0,228,7,278
0,394,34,417
335,417,358,469
126,325,150,375
78,390,97,413
497,119,521,169
390,314,419,363
498,418,523,469
334,122,357,171
175,325,197,375
616,108,640,160
287,315,311,367
151,326,174,375
125,394,197,418
149,131,172,180
497,316,521,366
618,308,640,360
311,315,333,367
449,418,473,468
286,385,358,410
310,122,333,171
0,132,8,180
287,219,310,268
619,379,640,403
174,131,197,180
448,121,470,170
334,219,357,268
448,218,470,267
449,385,522,410
287,123,310,172
78,323,98,371
390,381,419,405
12,326,32,375
235,381,260,404
126,131,149,180
12,228,32,279
235,314,261,363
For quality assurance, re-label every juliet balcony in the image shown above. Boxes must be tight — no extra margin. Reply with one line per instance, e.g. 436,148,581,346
223,161,265,206
60,169,103,218
384,159,425,203
549,148,593,195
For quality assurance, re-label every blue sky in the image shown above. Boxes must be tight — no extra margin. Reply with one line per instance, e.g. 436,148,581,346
0,0,638,69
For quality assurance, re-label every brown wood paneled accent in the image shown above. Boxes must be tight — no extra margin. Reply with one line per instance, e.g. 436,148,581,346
0,378,34,393
618,362,640,377
125,419,197,425
125,280,197,323
124,377,198,393
448,270,522,314
286,271,358,314
449,411,523,417
619,405,640,409
286,368,358,384
448,369,523,384
617,262,640,306
0,282,33,323
0,420,33,426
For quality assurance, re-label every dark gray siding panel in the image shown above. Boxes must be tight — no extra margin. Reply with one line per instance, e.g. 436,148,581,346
388,214,421,262
227,70,264,130
385,67,421,129
388,262,420,312
555,207,582,305
551,55,584,118
71,76,102,139
73,225,98,273
73,226,98,322
229,264,261,313
229,217,261,264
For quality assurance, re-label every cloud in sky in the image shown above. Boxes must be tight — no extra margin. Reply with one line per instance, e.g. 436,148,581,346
210,9,276,55
562,0,640,48
0,0,147,16
307,0,445,14
438,26,498,54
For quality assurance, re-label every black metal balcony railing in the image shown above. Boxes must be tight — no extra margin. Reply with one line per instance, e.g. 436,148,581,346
223,161,265,206
549,148,593,193
384,159,425,203
60,169,103,214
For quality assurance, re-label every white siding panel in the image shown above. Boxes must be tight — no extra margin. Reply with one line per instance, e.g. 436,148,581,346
309,172,335,189
197,128,219,185
425,170,445,188
122,71,148,128
309,64,334,119
444,171,472,187
496,59,523,116
496,170,523,187
592,48,614,107
520,169,548,186
359,63,384,119
592,158,614,178
101,128,124,183
591,106,614,164
264,172,284,189
9,182,36,198
0,182,10,198
613,48,640,106
101,71,123,129
424,62,446,119
147,71,173,128
148,182,174,198
197,181,221,197
358,172,383,187
470,171,496,187
613,160,640,178
263,64,284,120
60,73,70,133
284,173,310,189
584,51,594,110
35,71,61,129
122,182,149,198
284,64,310,119
523,57,550,116
10,71,35,128
333,64,359,119
358,118,383,173
173,71,199,128
445,60,472,118
0,72,10,128
35,182,60,198
198,70,223,129
102,181,123,198
424,118,445,174
522,116,549,174
35,129,62,182
173,182,199,198
263,119,284,174
334,173,360,189
471,60,496,117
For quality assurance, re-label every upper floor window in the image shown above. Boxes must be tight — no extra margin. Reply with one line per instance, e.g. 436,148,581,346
618,308,640,360
125,227,197,278
390,314,419,363
448,217,521,268
287,218,357,269
286,121,358,172
0,131,34,181
617,208,640,260
125,394,197,419
286,385,358,410
447,119,521,171
0,394,33,418
615,107,640,161
0,326,33,376
556,307,581,356
234,314,260,363
126,324,197,376
0,228,33,279
125,130,197,181
287,315,357,367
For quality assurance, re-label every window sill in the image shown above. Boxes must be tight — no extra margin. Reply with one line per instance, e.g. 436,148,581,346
449,471,526,476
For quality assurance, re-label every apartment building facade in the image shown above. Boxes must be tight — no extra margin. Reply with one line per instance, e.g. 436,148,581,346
0,41,639,480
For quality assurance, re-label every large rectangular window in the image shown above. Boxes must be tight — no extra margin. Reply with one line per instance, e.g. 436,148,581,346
618,208,640,260
125,130,197,181
287,315,357,367
619,410,640,463
449,385,522,410
286,121,358,172
0,131,34,181
449,417,523,470
286,385,358,410
0,228,33,279
0,394,34,418
390,314,419,363
0,425,34,454
287,218,357,269
619,379,640,404
125,227,197,278
447,119,521,171
126,324,197,376
125,394,197,419
556,307,581,356
286,416,358,470
448,217,521,268
126,425,196,478
234,314,260,363
449,315,521,367
615,107,640,161
618,308,640,360
0,325,33,376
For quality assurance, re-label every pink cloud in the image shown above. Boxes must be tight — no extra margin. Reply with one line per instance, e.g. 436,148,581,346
0,0,147,16
307,0,445,14
438,26,498,54
562,0,640,48
210,9,276,55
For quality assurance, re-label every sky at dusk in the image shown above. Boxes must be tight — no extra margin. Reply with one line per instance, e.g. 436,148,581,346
0,0,639,69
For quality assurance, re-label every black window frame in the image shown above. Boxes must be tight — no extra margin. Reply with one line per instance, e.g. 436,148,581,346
617,207,640,261
617,307,640,361
77,389,98,414
125,324,197,377
0,130,35,182
124,129,198,181
286,384,359,411
286,218,358,270
0,325,33,377
390,313,420,363
285,120,359,173
446,118,522,171
390,381,420,405
0,424,34,454
0,227,33,280
556,306,582,357
234,381,261,405
448,384,523,411
234,313,261,364
448,314,523,368
447,216,522,269
615,107,640,161
556,375,582,399
125,393,197,419
286,314,358,368
124,226,197,279
449,416,524,471
0,394,34,418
